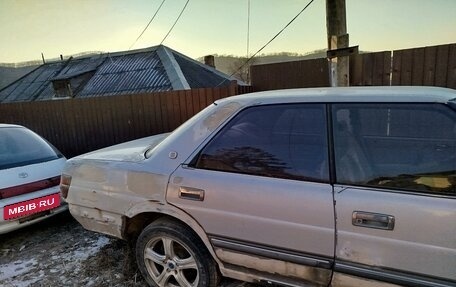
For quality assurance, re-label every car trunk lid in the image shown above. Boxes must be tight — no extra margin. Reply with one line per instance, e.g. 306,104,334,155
0,157,66,199
74,133,170,163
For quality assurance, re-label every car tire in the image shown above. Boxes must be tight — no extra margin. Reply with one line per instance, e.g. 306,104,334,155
136,218,220,287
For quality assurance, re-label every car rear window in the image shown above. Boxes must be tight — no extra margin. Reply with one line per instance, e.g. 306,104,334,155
0,127,62,170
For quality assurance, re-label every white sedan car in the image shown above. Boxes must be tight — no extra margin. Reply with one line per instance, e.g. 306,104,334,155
0,124,67,234
62,87,455,287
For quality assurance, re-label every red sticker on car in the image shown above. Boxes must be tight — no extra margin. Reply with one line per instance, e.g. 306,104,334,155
3,193,60,220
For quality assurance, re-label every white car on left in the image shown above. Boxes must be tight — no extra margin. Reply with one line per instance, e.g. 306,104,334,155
0,124,67,234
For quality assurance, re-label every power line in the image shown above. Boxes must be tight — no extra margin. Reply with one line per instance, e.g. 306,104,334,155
129,0,166,50
219,0,315,86
160,0,190,45
247,0,250,58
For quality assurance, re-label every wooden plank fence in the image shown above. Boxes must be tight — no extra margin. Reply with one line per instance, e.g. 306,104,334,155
391,44,456,88
250,58,330,91
350,43,456,88
249,43,456,90
0,84,253,157
350,51,391,86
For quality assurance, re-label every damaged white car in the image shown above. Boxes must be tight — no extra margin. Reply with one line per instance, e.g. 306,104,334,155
61,87,456,287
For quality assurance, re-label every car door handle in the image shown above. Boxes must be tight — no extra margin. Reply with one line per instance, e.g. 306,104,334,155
179,187,205,201
352,211,395,230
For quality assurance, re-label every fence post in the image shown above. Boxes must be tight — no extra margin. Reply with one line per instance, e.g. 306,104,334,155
229,80,238,95
326,0,350,87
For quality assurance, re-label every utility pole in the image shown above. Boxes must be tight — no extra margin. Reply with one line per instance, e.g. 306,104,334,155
326,0,349,87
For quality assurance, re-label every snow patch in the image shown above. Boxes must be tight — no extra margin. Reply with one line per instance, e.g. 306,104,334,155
0,258,38,280
72,236,111,260
0,236,111,286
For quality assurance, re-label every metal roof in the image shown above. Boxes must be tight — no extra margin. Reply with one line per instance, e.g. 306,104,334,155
0,45,235,102
79,50,172,97
172,51,232,88
52,56,104,80
0,63,63,103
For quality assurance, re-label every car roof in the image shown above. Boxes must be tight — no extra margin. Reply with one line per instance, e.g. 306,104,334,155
216,86,456,106
0,124,24,128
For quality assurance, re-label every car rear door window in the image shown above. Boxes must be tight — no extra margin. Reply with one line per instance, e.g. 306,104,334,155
332,103,456,195
194,104,329,182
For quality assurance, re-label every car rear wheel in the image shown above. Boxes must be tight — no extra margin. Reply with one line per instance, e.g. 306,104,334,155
136,218,220,287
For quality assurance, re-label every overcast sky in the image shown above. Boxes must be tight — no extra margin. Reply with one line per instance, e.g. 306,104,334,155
0,0,455,63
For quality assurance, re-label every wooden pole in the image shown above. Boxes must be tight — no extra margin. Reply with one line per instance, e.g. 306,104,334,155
326,0,349,87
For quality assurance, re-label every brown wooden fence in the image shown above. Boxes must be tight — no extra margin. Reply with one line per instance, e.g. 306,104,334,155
349,51,392,86
351,43,456,88
350,43,456,88
0,83,253,157
391,44,456,88
250,58,330,91
251,43,456,90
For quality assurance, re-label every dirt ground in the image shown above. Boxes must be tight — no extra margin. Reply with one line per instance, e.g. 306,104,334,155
0,212,258,287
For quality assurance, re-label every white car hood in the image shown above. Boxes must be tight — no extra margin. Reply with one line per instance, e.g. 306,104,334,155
75,133,170,162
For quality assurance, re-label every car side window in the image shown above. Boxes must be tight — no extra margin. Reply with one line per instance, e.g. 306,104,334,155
194,104,329,182
332,103,456,195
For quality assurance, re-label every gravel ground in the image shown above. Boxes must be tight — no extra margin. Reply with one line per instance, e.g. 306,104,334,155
0,212,258,287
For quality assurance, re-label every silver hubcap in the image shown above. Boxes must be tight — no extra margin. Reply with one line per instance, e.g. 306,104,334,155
144,236,199,287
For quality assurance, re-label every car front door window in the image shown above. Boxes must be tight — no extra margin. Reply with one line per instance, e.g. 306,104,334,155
195,104,329,183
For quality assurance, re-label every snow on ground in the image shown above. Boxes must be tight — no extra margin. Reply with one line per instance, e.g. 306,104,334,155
0,213,130,286
0,258,39,287
72,236,111,261
0,226,112,286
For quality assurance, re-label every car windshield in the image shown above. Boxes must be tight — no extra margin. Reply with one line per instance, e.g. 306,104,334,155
0,127,62,170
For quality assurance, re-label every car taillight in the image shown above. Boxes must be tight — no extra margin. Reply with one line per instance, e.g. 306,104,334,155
0,176,60,199
60,174,72,199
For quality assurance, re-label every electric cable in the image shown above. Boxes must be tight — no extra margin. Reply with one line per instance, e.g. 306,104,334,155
160,0,190,45
246,0,251,82
247,0,250,58
217,0,315,86
129,0,166,50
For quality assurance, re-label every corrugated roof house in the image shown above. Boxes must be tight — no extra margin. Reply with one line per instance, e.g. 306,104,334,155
0,45,239,103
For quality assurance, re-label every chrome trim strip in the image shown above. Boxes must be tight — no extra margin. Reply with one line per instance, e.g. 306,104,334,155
211,237,332,269
259,279,309,287
335,262,455,287
333,184,456,200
